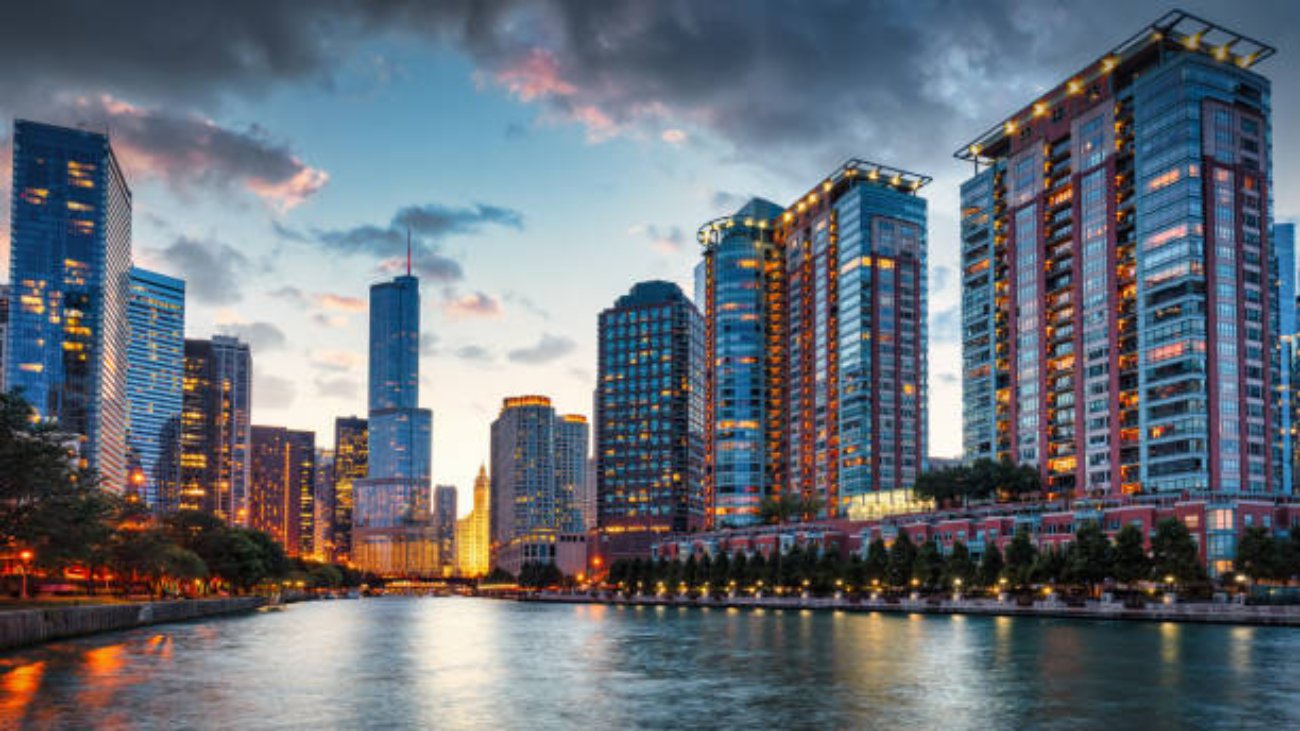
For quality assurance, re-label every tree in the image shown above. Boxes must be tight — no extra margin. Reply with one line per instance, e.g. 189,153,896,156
864,538,889,586
887,533,917,589
1235,527,1281,582
1003,529,1038,588
1031,545,1068,585
1150,518,1206,586
945,542,976,588
198,528,267,593
913,542,944,590
1112,524,1149,587
758,493,800,525
978,543,1004,589
1068,522,1114,592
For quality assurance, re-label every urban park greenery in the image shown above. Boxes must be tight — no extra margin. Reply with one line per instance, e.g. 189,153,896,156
0,392,360,598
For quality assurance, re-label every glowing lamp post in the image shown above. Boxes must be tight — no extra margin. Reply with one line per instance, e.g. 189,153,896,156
18,549,34,600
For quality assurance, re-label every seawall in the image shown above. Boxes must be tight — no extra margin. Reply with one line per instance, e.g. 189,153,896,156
521,593,1300,627
0,597,266,652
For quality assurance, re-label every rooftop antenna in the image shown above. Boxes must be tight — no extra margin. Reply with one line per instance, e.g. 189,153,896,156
406,228,412,277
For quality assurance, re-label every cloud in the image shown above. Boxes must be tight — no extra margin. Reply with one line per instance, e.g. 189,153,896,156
315,293,366,312
315,201,523,284
443,291,503,319
930,305,960,344
629,223,687,255
420,333,440,356
268,285,306,304
315,377,361,401
217,320,288,352
62,95,327,209
311,349,363,373
504,291,551,321
455,344,493,362
312,313,349,329
661,129,687,144
507,333,576,365
255,372,296,410
154,236,250,304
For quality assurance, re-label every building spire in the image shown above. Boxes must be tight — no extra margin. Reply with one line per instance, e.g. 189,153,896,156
406,228,412,277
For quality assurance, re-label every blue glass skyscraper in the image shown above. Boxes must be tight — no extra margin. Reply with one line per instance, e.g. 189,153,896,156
126,267,185,509
1275,222,1296,493
353,272,436,576
6,120,132,490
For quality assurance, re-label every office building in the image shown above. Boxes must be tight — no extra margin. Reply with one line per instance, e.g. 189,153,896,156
596,281,705,533
0,285,10,394
959,11,1277,506
353,271,436,576
125,267,185,509
698,162,930,527
6,120,132,490
456,464,491,578
314,448,335,560
332,416,367,563
249,426,315,556
490,396,587,574
179,336,252,522
434,485,457,576
1274,222,1295,494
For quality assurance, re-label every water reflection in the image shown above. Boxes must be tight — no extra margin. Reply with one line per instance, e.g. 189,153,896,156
0,600,1297,729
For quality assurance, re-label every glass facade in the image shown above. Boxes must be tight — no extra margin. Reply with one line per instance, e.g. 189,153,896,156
331,416,367,563
698,165,930,526
353,274,436,576
596,281,704,533
434,485,457,576
1273,222,1295,494
126,267,185,510
7,120,132,491
179,336,252,521
958,13,1277,497
489,396,586,572
249,426,316,557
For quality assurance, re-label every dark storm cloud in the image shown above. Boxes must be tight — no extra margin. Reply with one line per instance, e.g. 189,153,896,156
155,236,250,304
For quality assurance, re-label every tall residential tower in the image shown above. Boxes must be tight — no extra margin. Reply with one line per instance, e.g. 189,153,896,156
125,267,185,509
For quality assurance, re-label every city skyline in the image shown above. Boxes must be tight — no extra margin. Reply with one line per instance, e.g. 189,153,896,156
2,3,1300,518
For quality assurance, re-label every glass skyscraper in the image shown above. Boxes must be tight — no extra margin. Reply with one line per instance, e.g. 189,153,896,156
249,426,316,557
353,274,436,576
6,120,132,491
596,281,705,533
179,336,252,522
1274,222,1295,494
434,484,457,576
331,415,367,564
698,164,930,527
959,11,1277,500
490,396,586,574
126,267,185,510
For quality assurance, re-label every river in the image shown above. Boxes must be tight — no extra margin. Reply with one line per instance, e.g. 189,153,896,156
2,597,1297,729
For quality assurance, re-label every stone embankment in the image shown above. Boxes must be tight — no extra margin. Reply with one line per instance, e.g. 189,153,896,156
523,592,1300,627
0,597,266,651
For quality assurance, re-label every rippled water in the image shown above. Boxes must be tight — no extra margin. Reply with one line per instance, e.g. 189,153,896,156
2,598,1298,729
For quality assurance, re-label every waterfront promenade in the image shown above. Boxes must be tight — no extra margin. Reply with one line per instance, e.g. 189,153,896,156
521,591,1300,627
0,597,266,651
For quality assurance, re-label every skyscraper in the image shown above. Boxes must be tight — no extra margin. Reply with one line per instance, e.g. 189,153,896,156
959,11,1277,505
0,285,11,394
698,162,930,527
490,396,585,574
434,485,457,576
1274,222,1295,494
179,336,252,522
353,272,436,576
332,416,367,564
6,120,132,491
455,464,491,578
596,281,705,533
314,448,335,560
125,267,185,510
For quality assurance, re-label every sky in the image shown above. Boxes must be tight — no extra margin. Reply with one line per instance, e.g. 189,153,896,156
1,1,1298,517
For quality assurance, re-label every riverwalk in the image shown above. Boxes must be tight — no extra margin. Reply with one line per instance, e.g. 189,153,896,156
521,591,1300,627
0,597,266,651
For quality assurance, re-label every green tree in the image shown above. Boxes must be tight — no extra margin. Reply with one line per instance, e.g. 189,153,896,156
1003,529,1038,588
758,493,801,525
864,538,889,586
913,541,944,590
945,541,976,588
1235,527,1281,582
1150,518,1207,586
978,543,1004,588
1068,522,1114,592
887,533,918,589
1112,524,1149,587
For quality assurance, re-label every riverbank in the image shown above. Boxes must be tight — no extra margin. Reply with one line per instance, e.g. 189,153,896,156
519,592,1300,627
0,596,266,651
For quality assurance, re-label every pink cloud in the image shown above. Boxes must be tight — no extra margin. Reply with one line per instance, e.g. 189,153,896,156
494,49,576,102
313,292,366,312
443,291,503,319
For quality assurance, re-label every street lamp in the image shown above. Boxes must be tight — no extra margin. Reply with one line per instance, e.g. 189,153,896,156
18,549,34,600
